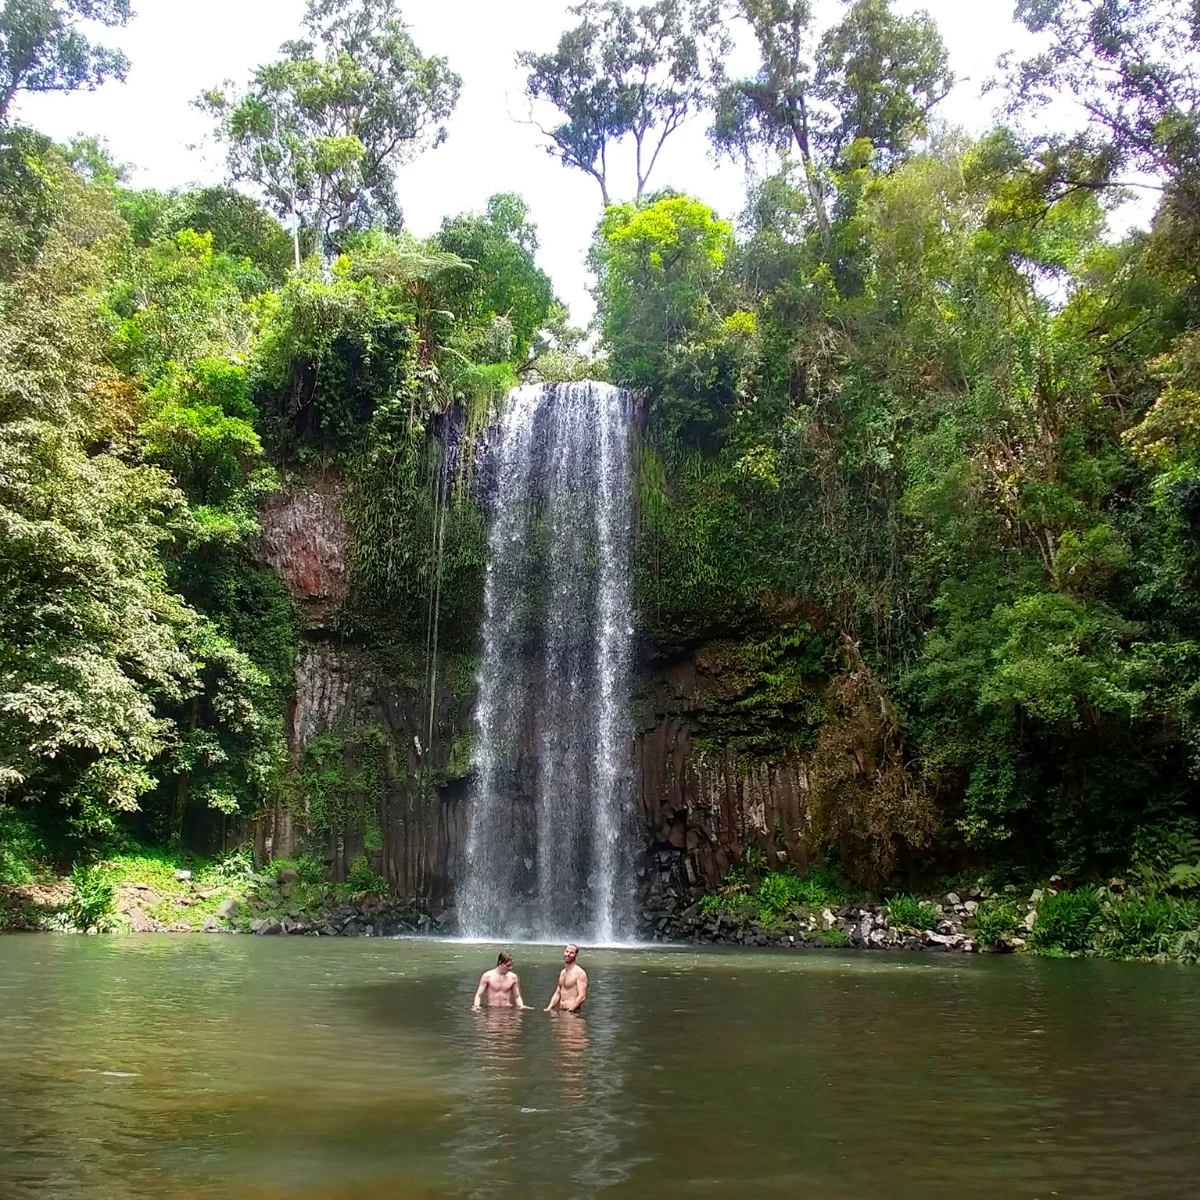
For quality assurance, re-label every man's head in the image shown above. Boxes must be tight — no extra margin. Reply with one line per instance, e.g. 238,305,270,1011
563,943,578,965
496,950,513,975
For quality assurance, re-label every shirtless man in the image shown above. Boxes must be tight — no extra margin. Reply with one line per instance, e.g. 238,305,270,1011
472,951,533,1009
544,943,588,1013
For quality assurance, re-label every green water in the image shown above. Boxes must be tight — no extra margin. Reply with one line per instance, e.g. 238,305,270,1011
1,937,1198,1199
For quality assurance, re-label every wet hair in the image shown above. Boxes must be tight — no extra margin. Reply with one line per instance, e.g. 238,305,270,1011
565,943,578,954
497,951,513,966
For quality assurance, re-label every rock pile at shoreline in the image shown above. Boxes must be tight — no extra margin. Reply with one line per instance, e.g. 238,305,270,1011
637,885,980,953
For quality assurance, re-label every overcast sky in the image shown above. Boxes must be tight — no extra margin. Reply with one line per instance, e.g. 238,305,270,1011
15,1,1043,322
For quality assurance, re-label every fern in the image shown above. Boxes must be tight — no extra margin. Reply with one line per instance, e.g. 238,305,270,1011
1168,861,1200,892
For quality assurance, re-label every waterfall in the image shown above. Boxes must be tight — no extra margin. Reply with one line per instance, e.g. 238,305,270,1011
460,381,635,943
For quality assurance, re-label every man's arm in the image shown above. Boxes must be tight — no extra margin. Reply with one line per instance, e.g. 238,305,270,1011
564,969,588,1012
472,973,488,1010
512,975,533,1010
544,972,563,1011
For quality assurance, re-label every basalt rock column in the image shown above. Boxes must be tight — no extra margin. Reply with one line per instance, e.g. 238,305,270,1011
460,382,635,942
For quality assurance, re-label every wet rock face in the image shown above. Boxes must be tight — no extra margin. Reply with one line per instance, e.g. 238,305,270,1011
253,471,473,899
289,644,356,758
260,482,350,628
635,649,812,891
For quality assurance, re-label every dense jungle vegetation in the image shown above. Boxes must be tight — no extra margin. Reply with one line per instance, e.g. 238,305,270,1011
6,0,1200,940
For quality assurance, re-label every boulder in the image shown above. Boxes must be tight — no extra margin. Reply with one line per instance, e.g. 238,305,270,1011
252,919,282,936
277,868,300,885
126,907,161,934
215,898,239,919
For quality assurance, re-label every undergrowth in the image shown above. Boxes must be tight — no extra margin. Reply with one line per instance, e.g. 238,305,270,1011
698,865,857,927
884,894,940,931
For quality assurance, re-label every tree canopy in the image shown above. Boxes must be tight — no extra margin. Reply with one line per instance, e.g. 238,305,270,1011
200,0,461,258
518,0,729,203
0,0,132,125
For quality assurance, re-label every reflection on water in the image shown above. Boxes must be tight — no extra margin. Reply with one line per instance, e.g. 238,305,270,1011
550,1011,590,1106
2,937,1200,1199
455,980,639,1196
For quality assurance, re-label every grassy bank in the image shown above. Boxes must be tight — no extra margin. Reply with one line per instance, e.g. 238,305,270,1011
0,830,393,934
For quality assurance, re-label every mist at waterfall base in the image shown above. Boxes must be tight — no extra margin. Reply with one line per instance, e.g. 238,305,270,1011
459,382,637,945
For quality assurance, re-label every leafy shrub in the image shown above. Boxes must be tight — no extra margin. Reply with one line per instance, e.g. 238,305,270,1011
821,927,851,947
971,901,1020,948
885,893,940,931
295,854,327,886
741,846,768,874
1096,893,1200,959
1169,861,1200,892
698,866,856,926
346,855,387,893
0,805,54,885
66,864,116,932
1029,888,1101,954
787,866,854,908
1177,929,1200,964
754,868,853,914
721,866,749,894
755,872,803,915
212,845,254,880
1131,816,1200,890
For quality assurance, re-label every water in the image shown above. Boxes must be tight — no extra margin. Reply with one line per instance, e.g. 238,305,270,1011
3,937,1200,1199
461,381,635,943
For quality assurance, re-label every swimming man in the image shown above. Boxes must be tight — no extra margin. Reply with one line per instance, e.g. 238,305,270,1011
472,951,533,1009
544,943,588,1013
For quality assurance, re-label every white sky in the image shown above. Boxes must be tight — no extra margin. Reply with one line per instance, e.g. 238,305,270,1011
15,0,1042,322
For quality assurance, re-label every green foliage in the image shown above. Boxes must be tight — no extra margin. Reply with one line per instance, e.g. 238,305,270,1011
65,862,115,932
296,726,387,838
820,926,851,948
1029,889,1102,955
436,193,555,363
594,193,733,395
517,0,729,203
884,893,939,931
294,854,328,886
1097,891,1200,960
346,853,387,893
0,1,132,126
970,901,1020,949
118,186,295,279
199,0,460,255
0,803,55,884
212,844,254,880
701,866,855,925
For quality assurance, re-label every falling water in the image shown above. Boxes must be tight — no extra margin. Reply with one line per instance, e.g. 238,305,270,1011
459,382,635,943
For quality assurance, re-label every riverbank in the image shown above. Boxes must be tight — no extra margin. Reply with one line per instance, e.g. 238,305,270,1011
637,864,1200,963
6,848,1199,963
0,846,453,939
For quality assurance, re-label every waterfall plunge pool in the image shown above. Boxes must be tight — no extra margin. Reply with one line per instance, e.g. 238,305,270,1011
2,934,1199,1199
